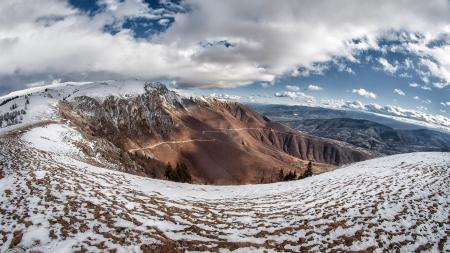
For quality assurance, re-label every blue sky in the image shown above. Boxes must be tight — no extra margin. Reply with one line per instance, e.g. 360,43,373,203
0,0,449,120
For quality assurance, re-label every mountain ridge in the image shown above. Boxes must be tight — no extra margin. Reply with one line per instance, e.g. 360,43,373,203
0,81,372,184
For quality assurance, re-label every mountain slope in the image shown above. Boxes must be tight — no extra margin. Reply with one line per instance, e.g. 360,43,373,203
0,80,371,184
283,118,450,155
1,124,449,252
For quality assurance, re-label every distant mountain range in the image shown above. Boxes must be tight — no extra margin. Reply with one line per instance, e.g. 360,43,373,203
251,104,450,155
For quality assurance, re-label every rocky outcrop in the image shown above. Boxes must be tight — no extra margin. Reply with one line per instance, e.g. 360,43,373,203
60,83,178,141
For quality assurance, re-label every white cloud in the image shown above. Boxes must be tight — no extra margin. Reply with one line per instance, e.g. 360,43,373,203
1,0,450,92
210,93,240,100
409,82,433,91
413,96,420,100
260,82,274,88
441,102,450,107
307,84,323,91
352,88,377,99
433,82,449,88
285,85,300,91
378,57,398,74
416,106,428,111
274,91,315,102
393,89,405,96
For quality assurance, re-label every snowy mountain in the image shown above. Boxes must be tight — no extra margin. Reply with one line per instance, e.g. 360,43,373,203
0,81,371,184
0,121,449,252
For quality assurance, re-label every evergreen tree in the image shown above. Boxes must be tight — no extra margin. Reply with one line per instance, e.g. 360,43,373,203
299,161,313,179
165,162,192,183
283,171,297,181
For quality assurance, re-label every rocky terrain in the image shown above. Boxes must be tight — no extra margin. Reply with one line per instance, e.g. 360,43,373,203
0,81,371,184
283,118,450,155
0,123,449,252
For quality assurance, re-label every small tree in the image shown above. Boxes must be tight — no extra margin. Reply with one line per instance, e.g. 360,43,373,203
283,171,297,181
165,162,192,183
299,161,313,179
175,162,192,183
164,163,175,180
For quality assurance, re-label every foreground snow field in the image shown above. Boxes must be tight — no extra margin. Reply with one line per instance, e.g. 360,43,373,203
0,123,449,252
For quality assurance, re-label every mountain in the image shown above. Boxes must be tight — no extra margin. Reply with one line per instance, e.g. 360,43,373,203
249,103,447,131
280,118,450,155
0,81,371,184
1,126,449,251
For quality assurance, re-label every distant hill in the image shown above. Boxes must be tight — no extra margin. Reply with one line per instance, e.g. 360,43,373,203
283,118,450,155
249,103,441,130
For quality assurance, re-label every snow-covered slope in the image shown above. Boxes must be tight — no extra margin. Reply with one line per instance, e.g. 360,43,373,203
1,123,449,252
0,80,170,134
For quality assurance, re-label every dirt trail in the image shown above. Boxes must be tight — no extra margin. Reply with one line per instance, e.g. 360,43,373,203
128,138,216,152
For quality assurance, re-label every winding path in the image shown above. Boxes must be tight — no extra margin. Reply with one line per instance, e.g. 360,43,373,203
128,138,216,152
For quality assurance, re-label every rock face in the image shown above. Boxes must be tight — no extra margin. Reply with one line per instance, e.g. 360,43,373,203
284,118,450,155
59,82,372,184
62,84,177,140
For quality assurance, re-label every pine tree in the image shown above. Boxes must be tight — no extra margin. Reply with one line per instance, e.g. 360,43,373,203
165,163,174,180
299,161,313,179
283,171,297,181
165,162,192,183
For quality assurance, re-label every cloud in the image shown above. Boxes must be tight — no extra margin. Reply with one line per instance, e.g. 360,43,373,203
410,82,432,91
307,84,323,91
352,88,377,99
441,102,450,107
378,57,398,74
274,91,315,102
1,0,450,93
344,102,450,130
393,89,405,96
413,96,420,100
209,93,240,100
285,85,300,91
260,82,274,88
433,82,449,88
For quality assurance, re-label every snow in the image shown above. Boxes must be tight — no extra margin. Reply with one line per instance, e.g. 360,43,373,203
22,124,82,154
0,80,153,135
1,122,449,252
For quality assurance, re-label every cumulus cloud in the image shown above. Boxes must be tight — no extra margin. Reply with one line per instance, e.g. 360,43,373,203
209,93,240,100
433,82,449,88
393,89,406,96
285,85,300,91
409,83,419,88
1,0,450,93
378,58,398,74
307,84,323,91
274,91,315,102
343,102,450,130
352,88,377,99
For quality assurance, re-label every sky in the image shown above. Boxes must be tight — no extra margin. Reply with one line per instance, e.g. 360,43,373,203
0,0,449,121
